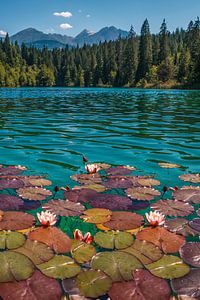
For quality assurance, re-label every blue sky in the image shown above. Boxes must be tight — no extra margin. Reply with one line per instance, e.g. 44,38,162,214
0,0,200,37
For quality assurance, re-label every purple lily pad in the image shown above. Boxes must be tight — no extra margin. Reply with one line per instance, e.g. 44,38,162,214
189,218,200,232
0,166,24,176
180,242,200,267
0,179,24,190
106,166,135,176
19,200,41,211
64,188,99,203
0,194,24,210
104,178,133,189
128,200,150,211
90,194,132,210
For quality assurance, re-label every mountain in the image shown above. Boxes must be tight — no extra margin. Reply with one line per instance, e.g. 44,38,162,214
10,26,128,48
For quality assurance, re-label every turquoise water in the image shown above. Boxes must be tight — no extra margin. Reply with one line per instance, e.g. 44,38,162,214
0,87,200,187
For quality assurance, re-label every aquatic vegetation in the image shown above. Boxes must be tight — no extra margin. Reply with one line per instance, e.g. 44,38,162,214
0,162,199,299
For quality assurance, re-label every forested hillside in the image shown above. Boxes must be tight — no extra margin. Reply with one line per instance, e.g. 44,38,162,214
0,18,200,88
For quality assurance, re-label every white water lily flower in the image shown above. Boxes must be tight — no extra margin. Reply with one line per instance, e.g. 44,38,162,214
145,211,165,226
37,210,57,226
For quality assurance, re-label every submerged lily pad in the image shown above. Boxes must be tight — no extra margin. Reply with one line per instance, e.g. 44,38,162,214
76,270,112,298
165,218,199,237
80,208,112,224
0,211,35,230
43,200,85,217
0,270,62,300
64,189,98,203
0,179,24,190
71,240,96,263
179,174,200,183
0,194,24,211
126,187,161,201
159,163,181,169
104,211,144,230
0,231,25,250
137,178,160,187
0,251,34,282
38,255,81,279
106,165,136,175
128,200,150,211
151,200,194,217
171,269,200,299
146,255,190,279
91,251,143,281
90,194,132,210
17,187,52,201
94,231,133,250
180,242,200,267
173,189,200,204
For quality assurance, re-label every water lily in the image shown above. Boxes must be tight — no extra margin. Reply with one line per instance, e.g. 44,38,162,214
74,229,93,244
85,164,99,174
145,211,165,227
37,211,57,226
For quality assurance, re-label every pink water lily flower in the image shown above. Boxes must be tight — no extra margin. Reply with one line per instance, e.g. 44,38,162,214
85,164,99,174
74,229,93,244
145,211,165,227
37,211,57,226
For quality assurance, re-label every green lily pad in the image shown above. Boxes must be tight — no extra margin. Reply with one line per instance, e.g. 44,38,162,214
37,255,81,279
91,251,143,281
94,231,134,250
71,240,96,264
0,251,34,282
146,255,190,279
0,231,25,250
76,270,112,298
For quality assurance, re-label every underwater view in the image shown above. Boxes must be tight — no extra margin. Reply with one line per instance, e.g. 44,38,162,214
0,88,200,300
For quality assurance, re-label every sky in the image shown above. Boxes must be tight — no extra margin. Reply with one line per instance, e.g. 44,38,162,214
0,0,200,37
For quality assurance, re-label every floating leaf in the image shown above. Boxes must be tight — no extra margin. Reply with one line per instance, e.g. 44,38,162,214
179,174,200,183
74,184,106,193
106,165,136,175
23,178,52,187
0,166,24,176
136,227,185,254
71,240,96,263
122,239,163,264
0,179,24,190
17,187,52,201
94,231,133,250
62,277,81,296
19,200,41,211
104,211,144,230
80,208,112,224
146,255,190,279
159,163,181,169
91,251,143,281
43,200,85,217
0,231,25,250
137,178,160,187
14,239,54,265
0,211,35,230
38,255,81,279
128,200,150,211
0,251,34,282
28,226,71,254
0,194,24,210
104,177,133,189
173,189,200,204
108,269,171,300
126,187,161,201
165,218,199,237
0,270,62,300
151,200,194,217
94,162,111,170
71,173,102,184
64,189,98,203
171,269,200,299
180,242,200,267
189,218,200,232
90,194,132,210
76,270,112,298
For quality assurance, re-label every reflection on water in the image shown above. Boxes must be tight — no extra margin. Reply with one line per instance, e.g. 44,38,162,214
0,88,199,186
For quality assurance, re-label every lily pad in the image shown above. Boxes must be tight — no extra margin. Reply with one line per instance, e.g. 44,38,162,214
128,200,150,211
136,227,185,254
62,277,81,296
171,269,200,299
91,251,143,281
64,189,98,203
180,242,200,267
179,174,200,183
104,211,144,230
104,177,133,189
76,270,112,298
23,178,52,187
173,189,200,204
28,226,71,254
0,211,36,230
14,239,54,265
159,163,181,168
43,200,85,217
0,231,25,250
17,187,52,201
37,255,81,279
94,231,133,250
80,208,112,224
151,200,194,217
95,162,111,170
0,194,24,210
146,255,190,279
165,218,199,237
74,184,106,193
0,251,34,282
71,240,96,263
108,269,171,300
0,166,25,176
0,179,24,190
137,178,160,187
126,187,161,201
122,239,163,264
90,194,132,210
0,270,62,300
19,200,41,211
71,173,102,184
189,218,200,232
106,165,136,175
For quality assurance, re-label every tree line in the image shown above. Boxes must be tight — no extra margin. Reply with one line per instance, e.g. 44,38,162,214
0,18,200,88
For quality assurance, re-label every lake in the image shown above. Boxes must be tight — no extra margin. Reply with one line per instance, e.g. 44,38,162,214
0,87,200,187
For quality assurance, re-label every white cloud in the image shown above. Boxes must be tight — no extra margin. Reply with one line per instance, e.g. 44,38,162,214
60,23,73,30
86,14,91,18
0,30,7,37
54,11,72,18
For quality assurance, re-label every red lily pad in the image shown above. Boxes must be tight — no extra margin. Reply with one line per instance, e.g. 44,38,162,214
28,226,71,254
173,189,200,204
0,179,24,190
0,194,24,210
179,173,200,183
104,211,144,230
151,200,194,217
0,270,62,300
171,269,200,298
104,177,133,189
126,187,161,201
43,200,85,217
189,218,200,232
180,242,200,267
0,166,25,176
70,173,102,184
106,165,136,176
90,194,132,210
108,269,171,300
128,200,150,211
165,218,199,237
0,211,35,230
136,227,185,254
64,188,98,203
17,187,52,201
